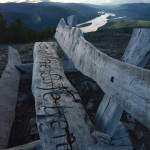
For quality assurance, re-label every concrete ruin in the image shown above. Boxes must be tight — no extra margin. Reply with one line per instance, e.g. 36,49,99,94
32,42,132,149
55,18,150,132
67,15,77,27
1,16,150,149
32,42,107,150
0,47,21,149
55,19,150,139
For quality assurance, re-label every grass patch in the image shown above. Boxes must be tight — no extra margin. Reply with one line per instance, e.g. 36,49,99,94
0,48,7,53
98,19,150,33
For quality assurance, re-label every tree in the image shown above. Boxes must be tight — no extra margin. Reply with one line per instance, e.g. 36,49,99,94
0,14,56,44
0,13,6,43
40,26,56,40
123,27,133,34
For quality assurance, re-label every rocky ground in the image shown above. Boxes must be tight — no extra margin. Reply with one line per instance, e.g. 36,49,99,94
85,32,131,60
0,44,34,77
84,32,150,69
0,33,150,149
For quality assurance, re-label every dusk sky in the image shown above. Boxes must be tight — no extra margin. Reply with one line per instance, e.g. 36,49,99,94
1,0,150,4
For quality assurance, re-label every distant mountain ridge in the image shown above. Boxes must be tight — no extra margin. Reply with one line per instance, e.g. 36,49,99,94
1,2,150,31
0,2,100,30
108,3,150,21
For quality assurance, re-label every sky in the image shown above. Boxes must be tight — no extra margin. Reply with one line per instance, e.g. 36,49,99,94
1,0,150,4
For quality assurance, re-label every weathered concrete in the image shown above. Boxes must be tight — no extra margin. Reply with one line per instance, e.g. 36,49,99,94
67,15,84,37
67,15,77,27
122,28,150,66
0,47,21,149
95,96,123,137
95,28,150,137
32,42,132,150
55,18,150,130
32,42,104,150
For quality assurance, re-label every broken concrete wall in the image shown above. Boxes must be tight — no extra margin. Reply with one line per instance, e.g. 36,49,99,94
95,28,150,137
55,18,150,130
67,15,77,27
0,47,21,149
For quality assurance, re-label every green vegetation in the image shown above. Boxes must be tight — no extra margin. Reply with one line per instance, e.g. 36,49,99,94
0,13,55,44
108,3,150,21
98,19,150,34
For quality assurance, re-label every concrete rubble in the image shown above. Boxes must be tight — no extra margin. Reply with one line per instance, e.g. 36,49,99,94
1,16,150,150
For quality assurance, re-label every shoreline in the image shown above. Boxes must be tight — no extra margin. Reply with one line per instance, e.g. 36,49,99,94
78,13,115,33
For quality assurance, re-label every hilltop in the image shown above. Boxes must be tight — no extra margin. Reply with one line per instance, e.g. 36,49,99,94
1,2,150,31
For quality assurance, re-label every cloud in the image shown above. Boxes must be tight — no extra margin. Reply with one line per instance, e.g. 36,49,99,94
81,0,150,4
106,0,150,4
1,0,150,4
50,0,150,4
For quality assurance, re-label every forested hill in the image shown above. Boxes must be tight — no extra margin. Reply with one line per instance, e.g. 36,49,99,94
108,3,150,21
0,2,99,30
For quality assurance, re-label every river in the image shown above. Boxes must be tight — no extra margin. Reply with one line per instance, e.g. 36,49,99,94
78,13,115,33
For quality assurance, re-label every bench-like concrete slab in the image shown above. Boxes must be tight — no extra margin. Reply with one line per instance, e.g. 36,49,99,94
32,42,132,150
0,47,21,149
55,18,150,130
32,42,105,150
